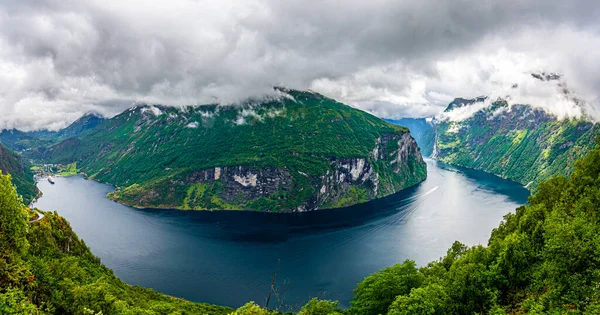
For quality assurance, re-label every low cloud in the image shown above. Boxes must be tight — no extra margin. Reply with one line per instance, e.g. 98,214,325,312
185,121,199,129
436,99,492,122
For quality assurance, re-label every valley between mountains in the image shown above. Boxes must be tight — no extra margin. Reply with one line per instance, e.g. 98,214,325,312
1,85,599,315
3,2,600,314
3,83,599,212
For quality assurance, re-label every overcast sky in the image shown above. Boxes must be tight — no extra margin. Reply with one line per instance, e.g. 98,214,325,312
1,0,600,130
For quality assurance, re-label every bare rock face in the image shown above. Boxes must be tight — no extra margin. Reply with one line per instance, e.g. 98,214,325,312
185,166,293,205
150,132,427,212
314,133,425,210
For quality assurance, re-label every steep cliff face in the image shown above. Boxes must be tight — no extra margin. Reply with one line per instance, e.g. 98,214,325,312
41,89,426,212
108,130,425,212
317,133,425,209
433,98,599,189
385,118,435,157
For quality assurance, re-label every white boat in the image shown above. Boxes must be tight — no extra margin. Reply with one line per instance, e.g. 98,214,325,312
48,176,55,184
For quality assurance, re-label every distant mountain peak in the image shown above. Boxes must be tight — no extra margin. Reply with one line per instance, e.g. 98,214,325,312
531,72,561,82
54,113,107,140
439,71,597,122
444,96,488,112
80,112,105,119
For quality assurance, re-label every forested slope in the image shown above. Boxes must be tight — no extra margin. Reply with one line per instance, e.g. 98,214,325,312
434,98,598,189
0,143,37,204
35,89,426,212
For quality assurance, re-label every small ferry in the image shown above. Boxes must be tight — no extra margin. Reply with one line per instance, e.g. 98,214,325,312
48,176,55,184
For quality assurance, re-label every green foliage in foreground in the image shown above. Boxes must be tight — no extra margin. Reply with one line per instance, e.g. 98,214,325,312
0,171,233,315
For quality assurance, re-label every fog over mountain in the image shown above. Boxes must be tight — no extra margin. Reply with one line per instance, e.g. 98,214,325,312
2,0,600,130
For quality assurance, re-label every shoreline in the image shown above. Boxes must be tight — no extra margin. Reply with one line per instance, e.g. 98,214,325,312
35,159,528,215
37,171,429,214
423,157,531,191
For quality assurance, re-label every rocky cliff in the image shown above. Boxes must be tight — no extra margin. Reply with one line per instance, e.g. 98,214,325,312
385,118,436,157
107,123,425,212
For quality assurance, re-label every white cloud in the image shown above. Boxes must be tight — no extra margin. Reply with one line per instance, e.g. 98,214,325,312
231,106,285,125
436,99,491,122
185,121,199,128
318,40,600,121
1,0,600,130
141,106,163,117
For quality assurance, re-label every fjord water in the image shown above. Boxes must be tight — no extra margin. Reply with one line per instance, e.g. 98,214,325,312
33,159,528,310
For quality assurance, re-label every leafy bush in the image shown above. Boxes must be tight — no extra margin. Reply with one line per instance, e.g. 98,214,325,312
349,261,423,315
298,298,342,315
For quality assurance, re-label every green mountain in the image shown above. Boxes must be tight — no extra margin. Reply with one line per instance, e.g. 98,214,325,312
0,129,50,152
433,98,599,189
35,89,426,212
26,113,106,141
0,113,106,153
53,113,106,140
0,143,38,204
385,118,435,157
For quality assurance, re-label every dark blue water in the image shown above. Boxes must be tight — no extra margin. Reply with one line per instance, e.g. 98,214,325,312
33,159,529,310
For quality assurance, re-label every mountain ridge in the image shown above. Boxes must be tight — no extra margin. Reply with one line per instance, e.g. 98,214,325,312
0,113,106,153
32,89,427,212
433,97,599,189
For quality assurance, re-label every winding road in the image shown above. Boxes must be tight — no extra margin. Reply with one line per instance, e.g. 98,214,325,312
29,211,45,224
